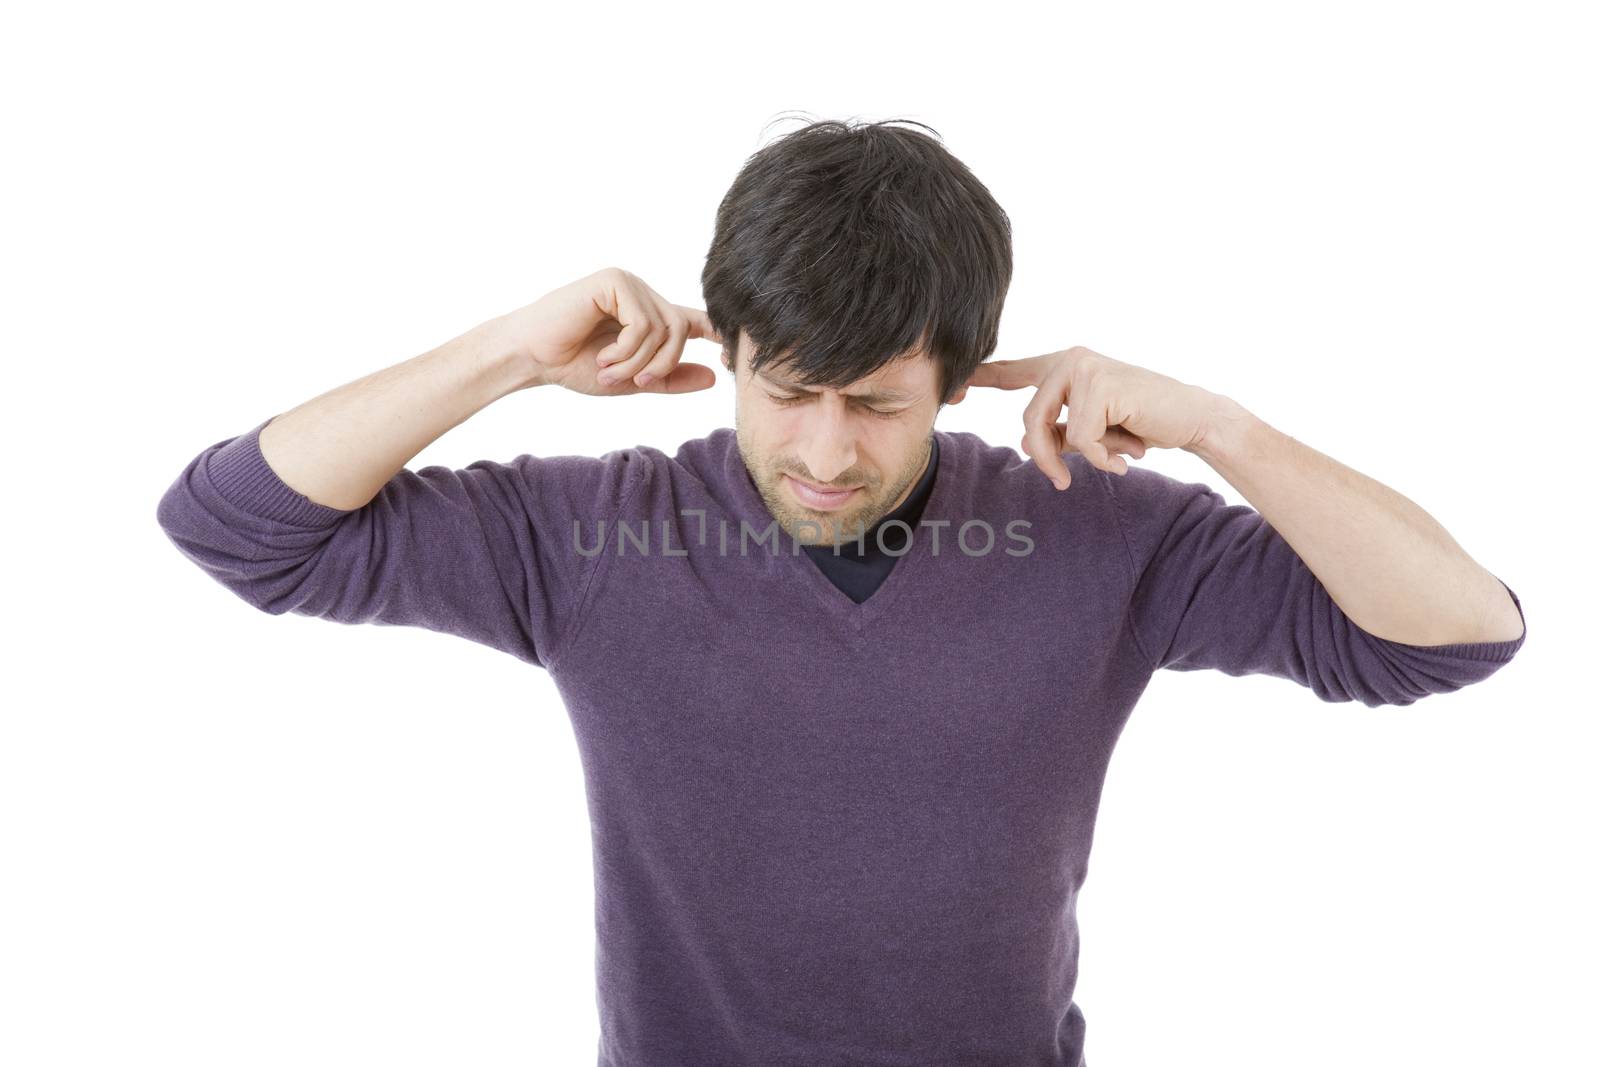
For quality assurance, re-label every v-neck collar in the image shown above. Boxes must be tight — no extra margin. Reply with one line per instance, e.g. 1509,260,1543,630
719,429,956,633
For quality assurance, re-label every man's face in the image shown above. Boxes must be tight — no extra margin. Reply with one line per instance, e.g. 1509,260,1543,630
727,330,941,546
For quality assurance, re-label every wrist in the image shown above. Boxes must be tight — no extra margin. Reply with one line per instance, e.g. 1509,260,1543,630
1189,393,1261,466
469,314,547,394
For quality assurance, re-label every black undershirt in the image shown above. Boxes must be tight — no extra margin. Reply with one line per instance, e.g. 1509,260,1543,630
800,434,940,604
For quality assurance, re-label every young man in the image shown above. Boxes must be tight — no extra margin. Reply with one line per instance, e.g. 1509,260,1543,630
156,119,1525,1067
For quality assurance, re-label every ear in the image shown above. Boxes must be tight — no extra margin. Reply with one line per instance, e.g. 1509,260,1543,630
947,386,969,405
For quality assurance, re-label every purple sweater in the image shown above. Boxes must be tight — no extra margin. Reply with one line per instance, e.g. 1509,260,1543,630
156,417,1526,1066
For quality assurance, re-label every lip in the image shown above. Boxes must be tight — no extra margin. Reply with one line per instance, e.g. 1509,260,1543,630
783,473,861,511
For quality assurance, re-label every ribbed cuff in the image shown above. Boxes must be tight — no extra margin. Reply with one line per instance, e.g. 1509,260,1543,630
1382,577,1527,662
206,416,356,527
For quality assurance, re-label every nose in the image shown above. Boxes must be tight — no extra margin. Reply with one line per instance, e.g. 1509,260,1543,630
795,396,859,486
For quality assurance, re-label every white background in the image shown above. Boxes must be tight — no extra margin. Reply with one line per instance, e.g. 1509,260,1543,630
4,2,1593,1064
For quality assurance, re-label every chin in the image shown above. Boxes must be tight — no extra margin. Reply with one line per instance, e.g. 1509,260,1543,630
788,504,880,546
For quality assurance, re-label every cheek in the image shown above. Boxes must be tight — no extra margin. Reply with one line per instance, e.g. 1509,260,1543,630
761,408,808,454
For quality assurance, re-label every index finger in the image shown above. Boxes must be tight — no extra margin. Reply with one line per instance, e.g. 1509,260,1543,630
676,305,723,345
964,355,1053,391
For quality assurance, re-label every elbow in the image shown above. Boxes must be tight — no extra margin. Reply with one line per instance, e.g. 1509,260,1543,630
1479,586,1527,644
155,483,311,617
154,477,190,541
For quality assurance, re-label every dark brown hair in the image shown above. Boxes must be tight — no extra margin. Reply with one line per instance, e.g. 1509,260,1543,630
701,113,1013,406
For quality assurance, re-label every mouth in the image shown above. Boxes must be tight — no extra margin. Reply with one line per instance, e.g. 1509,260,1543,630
783,473,862,511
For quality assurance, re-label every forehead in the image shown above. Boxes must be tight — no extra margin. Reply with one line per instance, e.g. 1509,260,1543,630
740,332,935,398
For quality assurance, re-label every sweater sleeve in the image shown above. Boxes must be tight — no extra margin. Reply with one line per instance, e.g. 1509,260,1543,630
155,416,644,670
1099,462,1527,708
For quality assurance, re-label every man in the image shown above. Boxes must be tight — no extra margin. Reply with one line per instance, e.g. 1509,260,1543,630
156,119,1525,1067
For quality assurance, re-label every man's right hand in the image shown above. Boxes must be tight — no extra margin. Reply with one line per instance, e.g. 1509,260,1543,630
500,267,723,395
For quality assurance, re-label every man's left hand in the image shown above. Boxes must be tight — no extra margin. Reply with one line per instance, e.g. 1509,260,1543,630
952,346,1231,490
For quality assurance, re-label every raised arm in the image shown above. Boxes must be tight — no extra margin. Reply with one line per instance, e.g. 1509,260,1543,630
1100,461,1525,706
155,267,721,669
249,314,531,513
960,344,1527,707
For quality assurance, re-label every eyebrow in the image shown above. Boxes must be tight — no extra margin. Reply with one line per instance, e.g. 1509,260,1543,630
755,370,916,405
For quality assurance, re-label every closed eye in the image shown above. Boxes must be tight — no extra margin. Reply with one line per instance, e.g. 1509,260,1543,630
765,392,904,419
